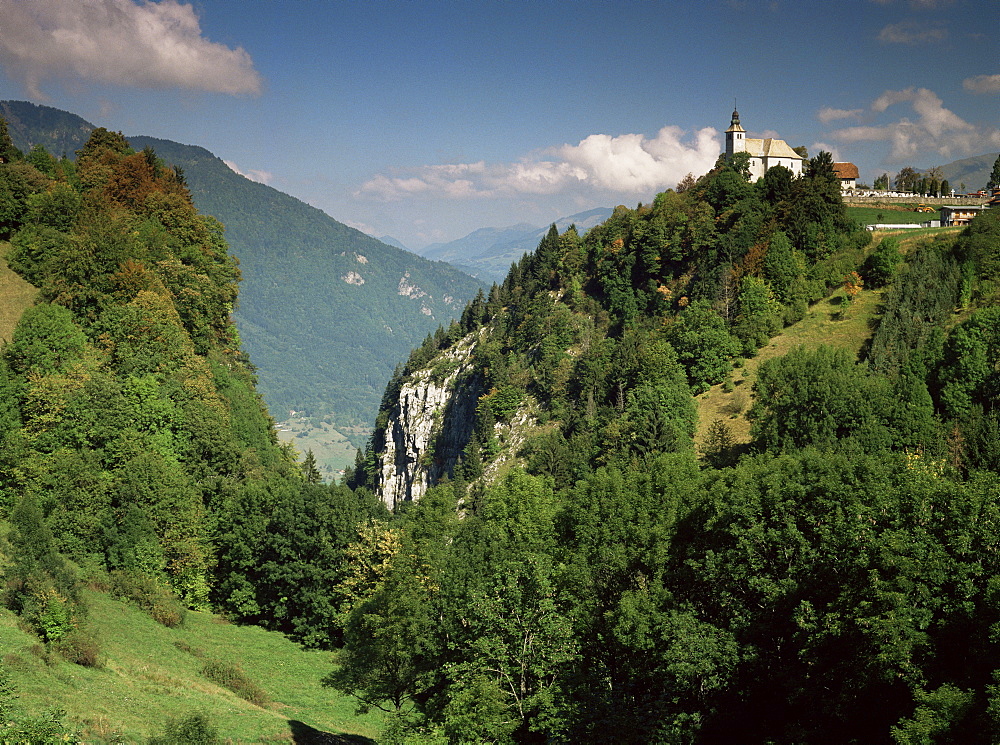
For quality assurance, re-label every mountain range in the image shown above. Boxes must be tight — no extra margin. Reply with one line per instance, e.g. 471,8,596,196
935,151,999,194
411,207,613,282
1,99,484,448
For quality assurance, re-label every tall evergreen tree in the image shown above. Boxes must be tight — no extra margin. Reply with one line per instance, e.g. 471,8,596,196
988,153,1000,190
0,116,21,163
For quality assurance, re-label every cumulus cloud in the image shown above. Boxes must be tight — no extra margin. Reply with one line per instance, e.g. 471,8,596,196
877,21,947,44
0,0,262,99
358,126,720,201
224,160,273,185
811,142,842,161
830,87,1000,161
964,74,1000,94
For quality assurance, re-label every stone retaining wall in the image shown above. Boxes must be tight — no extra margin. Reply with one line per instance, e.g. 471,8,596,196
844,194,987,206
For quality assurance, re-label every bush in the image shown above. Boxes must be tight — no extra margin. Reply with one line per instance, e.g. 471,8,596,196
54,627,101,667
148,711,220,745
862,238,902,288
201,659,269,707
108,570,186,627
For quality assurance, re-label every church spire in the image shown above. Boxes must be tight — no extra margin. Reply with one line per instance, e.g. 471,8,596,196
725,107,745,156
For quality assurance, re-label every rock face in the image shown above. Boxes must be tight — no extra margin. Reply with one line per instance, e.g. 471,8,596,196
374,338,481,509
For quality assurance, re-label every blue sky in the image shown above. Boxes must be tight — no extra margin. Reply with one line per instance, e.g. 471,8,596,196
1,0,998,249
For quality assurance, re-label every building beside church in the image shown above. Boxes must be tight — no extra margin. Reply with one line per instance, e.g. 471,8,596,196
725,109,805,180
832,162,859,191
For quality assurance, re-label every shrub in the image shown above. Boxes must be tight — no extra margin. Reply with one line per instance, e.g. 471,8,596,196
108,570,186,627
862,238,902,288
148,711,220,745
201,659,269,707
54,627,101,667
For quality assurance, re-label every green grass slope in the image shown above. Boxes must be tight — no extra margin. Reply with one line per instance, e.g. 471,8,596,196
1,589,380,743
0,240,38,343
695,227,964,452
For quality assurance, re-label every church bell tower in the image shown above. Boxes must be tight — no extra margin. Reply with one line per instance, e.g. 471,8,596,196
725,108,745,157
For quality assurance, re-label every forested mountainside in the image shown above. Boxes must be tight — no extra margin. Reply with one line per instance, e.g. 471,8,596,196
6,105,1000,743
0,124,391,738
334,150,1000,743
1,100,484,439
128,135,483,430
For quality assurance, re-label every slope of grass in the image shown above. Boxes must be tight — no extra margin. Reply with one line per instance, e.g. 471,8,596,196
0,240,38,342
275,416,359,481
846,204,930,225
695,287,884,452
694,228,964,454
1,589,381,743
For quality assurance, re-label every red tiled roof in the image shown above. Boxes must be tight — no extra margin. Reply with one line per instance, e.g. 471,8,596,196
833,162,859,179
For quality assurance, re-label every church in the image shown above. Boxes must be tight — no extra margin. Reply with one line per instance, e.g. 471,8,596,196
725,109,804,180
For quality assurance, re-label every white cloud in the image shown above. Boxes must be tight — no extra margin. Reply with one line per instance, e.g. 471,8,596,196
357,126,720,201
224,160,273,185
818,107,863,124
811,142,842,161
0,0,262,99
877,21,947,44
964,74,1000,94
830,87,1000,161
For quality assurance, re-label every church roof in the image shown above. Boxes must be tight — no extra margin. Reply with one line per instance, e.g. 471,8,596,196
744,138,804,160
833,162,859,179
726,108,745,133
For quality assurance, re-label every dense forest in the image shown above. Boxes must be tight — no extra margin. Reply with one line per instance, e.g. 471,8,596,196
336,150,1000,743
4,110,1000,743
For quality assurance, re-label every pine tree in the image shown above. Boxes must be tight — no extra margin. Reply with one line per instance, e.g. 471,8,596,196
988,153,1000,190
0,116,22,163
301,449,322,483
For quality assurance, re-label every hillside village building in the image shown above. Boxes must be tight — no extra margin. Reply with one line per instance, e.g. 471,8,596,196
725,109,805,180
940,204,987,227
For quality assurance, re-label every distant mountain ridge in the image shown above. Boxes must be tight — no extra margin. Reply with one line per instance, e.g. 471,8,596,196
934,152,999,194
416,207,613,283
0,99,93,158
1,100,484,442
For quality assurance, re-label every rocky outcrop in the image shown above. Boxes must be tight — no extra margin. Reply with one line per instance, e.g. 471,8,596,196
374,336,481,509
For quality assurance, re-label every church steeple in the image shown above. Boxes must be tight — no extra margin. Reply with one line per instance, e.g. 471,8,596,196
725,107,745,157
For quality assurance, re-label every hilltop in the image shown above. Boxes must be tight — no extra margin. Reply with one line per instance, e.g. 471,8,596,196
335,149,1000,742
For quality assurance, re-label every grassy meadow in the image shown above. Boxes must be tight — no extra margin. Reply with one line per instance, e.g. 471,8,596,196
275,416,360,480
0,240,38,342
694,228,962,453
1,589,382,743
846,203,939,226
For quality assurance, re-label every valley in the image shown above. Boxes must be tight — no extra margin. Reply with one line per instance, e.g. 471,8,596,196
2,103,1000,743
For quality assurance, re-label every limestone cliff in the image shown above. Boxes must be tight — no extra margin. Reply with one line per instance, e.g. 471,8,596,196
373,336,481,509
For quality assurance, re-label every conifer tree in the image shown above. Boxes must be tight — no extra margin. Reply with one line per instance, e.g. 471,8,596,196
301,449,322,483
988,153,1000,190
0,116,21,163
